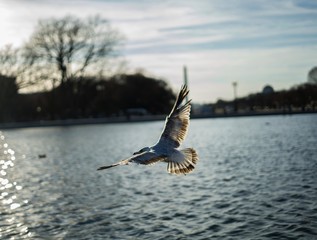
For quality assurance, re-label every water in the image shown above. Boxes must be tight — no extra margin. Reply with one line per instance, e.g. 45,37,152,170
1,114,317,239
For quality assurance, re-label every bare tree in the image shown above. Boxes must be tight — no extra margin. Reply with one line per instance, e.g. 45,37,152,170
308,66,317,84
0,45,24,88
0,44,19,77
23,15,123,89
0,44,40,89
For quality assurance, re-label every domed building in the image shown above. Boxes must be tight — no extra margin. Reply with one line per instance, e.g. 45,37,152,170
262,85,274,95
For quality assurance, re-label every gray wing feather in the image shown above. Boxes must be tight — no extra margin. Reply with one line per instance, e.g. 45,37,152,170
130,151,167,165
97,151,166,170
158,85,191,148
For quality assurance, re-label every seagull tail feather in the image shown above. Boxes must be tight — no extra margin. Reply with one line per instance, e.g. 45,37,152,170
167,148,198,175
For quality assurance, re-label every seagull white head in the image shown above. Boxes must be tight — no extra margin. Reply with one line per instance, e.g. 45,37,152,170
97,85,198,175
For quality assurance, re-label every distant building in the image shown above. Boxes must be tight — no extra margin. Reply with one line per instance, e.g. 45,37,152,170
262,85,274,95
192,104,213,115
126,108,148,116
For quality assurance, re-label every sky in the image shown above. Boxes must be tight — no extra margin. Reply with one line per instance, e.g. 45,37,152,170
1,0,317,103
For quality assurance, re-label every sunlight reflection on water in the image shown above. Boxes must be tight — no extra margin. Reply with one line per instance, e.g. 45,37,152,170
0,131,32,238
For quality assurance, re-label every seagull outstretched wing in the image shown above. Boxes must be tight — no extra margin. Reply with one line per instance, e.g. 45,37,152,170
97,151,166,170
157,85,191,148
130,151,167,165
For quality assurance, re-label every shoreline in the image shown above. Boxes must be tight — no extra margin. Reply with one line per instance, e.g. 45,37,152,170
1,110,316,130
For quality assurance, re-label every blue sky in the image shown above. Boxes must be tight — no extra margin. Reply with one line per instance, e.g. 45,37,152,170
1,0,317,102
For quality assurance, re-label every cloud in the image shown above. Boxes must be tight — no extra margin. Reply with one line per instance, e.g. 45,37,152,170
0,0,317,102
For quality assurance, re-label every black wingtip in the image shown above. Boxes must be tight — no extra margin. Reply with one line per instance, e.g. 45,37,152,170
168,84,191,117
97,162,122,170
176,85,189,104
97,165,114,171
180,84,189,95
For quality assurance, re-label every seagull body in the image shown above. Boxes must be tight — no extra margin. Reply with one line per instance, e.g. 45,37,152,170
97,85,198,175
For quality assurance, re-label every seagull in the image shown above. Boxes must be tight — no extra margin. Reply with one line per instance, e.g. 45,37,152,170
97,85,198,175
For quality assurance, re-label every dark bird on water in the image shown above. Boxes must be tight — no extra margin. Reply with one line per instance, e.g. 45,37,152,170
97,85,198,175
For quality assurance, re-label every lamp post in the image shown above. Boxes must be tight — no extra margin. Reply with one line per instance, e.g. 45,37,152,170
232,81,238,112
232,81,237,99
183,65,189,102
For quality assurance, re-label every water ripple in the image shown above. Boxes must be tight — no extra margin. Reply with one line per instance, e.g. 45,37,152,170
1,114,317,239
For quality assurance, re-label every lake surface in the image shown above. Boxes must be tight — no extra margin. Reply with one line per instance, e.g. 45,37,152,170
1,114,317,239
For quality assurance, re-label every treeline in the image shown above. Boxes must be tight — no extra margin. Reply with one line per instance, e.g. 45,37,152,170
0,73,175,123
0,15,176,123
213,83,317,114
